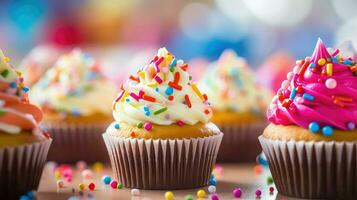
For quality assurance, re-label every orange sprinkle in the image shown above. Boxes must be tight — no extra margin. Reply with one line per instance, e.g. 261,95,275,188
203,94,208,101
254,165,263,175
350,66,357,72
142,95,156,102
184,94,192,108
333,95,352,102
130,132,136,137
129,75,140,82
333,99,345,107
298,60,309,77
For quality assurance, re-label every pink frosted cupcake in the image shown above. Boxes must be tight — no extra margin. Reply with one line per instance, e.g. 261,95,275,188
260,38,357,198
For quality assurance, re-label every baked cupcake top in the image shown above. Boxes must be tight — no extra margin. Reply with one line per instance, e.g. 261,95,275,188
0,49,43,135
268,38,357,136
200,50,271,114
112,47,212,126
30,49,117,117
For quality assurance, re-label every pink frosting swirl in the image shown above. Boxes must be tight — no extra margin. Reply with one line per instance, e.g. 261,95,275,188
268,38,357,131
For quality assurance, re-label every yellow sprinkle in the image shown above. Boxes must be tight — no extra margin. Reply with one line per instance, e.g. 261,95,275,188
93,162,104,172
2,57,10,63
120,91,128,102
16,70,22,76
191,84,203,99
147,81,159,87
326,63,333,76
54,170,62,180
79,183,85,190
139,71,145,81
18,83,25,88
165,191,174,200
166,55,173,64
318,58,326,66
197,189,206,198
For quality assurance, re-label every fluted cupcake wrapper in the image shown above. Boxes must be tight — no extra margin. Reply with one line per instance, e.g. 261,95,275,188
259,136,357,199
103,133,223,189
216,121,267,162
42,122,110,163
0,139,52,200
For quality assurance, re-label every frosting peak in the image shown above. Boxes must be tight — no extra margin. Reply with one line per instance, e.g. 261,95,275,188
0,49,42,134
268,39,357,136
200,49,271,113
113,47,212,126
30,49,117,117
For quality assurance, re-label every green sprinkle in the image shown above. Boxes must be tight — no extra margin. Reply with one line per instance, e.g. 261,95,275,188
184,195,194,200
153,107,168,115
267,176,274,185
170,67,175,72
117,183,123,189
189,75,192,80
0,109,6,116
137,122,143,128
1,69,9,78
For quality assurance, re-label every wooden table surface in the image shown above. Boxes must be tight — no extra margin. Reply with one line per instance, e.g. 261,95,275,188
36,163,288,200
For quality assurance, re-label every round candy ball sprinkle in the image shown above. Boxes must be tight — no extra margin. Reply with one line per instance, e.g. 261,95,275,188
110,180,118,189
208,185,216,193
102,175,111,185
144,122,152,131
88,182,95,191
211,193,219,200
347,122,355,130
322,126,334,136
255,189,262,198
19,195,30,200
184,195,194,200
81,169,93,179
78,183,85,190
117,183,123,190
325,78,337,89
131,188,140,196
267,176,274,185
197,189,206,198
318,58,326,66
165,191,174,200
254,165,263,174
308,122,320,133
269,186,275,193
232,188,242,198
93,162,104,171
209,179,216,186
57,180,65,188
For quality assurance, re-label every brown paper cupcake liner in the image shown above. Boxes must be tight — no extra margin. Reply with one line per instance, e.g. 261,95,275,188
0,139,52,200
103,133,223,189
216,121,267,162
260,136,357,199
43,122,109,163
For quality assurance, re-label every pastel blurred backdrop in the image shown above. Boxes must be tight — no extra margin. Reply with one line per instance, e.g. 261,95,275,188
0,0,356,81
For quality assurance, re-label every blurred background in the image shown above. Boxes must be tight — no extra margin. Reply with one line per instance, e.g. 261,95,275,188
0,0,355,69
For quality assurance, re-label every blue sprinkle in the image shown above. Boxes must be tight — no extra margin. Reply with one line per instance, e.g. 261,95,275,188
289,87,296,100
170,58,177,67
332,57,339,63
10,82,16,88
22,87,30,93
19,195,30,200
102,175,111,185
114,123,120,129
322,126,334,136
343,60,353,65
72,109,81,116
308,122,320,133
26,191,35,199
145,111,150,116
165,87,173,95
144,106,149,111
155,88,159,92
302,93,314,101
125,98,130,102
209,179,216,186
309,63,316,68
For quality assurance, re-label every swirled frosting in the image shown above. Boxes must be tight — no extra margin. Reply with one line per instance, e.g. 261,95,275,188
0,49,43,134
200,50,272,114
268,38,357,135
113,47,212,126
30,49,117,117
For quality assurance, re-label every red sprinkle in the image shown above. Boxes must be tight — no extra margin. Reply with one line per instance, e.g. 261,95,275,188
350,66,357,72
333,99,345,107
131,132,136,137
296,86,303,93
282,99,292,108
168,82,182,90
150,56,158,63
115,91,125,102
156,57,164,66
204,109,210,114
298,60,310,78
184,94,192,108
168,96,174,101
129,75,140,83
174,72,180,83
142,95,156,102
203,94,208,101
180,64,188,71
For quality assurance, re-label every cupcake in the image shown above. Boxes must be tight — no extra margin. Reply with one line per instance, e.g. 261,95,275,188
0,49,51,199
200,50,272,162
30,49,117,163
260,38,357,198
20,45,60,86
103,48,223,189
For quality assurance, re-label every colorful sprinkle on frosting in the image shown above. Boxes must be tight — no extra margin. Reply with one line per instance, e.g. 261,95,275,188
0,49,43,134
112,47,212,126
200,50,272,113
30,49,117,117
268,38,357,136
